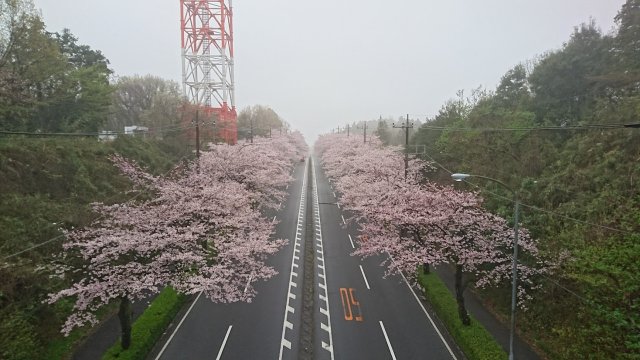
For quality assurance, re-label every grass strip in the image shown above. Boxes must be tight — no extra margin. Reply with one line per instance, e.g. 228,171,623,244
418,271,507,360
102,288,186,360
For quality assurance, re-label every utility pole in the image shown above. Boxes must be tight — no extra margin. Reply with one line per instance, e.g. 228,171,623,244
393,114,414,180
363,122,366,143
347,124,350,137
269,127,272,138
357,122,368,143
250,117,254,144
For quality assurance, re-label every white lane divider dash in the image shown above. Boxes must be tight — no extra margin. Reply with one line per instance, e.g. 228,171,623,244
379,321,397,360
348,234,355,249
282,339,292,350
359,265,371,290
341,215,346,225
243,276,253,294
215,325,233,360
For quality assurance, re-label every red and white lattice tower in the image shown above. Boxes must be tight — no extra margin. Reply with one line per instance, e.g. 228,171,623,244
181,0,237,144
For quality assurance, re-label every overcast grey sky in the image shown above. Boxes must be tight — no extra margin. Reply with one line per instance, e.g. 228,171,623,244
33,0,626,143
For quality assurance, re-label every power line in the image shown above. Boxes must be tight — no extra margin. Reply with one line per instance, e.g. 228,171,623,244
419,151,632,235
1,153,193,263
0,122,211,138
418,123,638,132
541,274,591,305
0,130,99,137
2,235,66,261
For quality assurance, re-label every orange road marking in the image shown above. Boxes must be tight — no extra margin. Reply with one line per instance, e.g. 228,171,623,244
349,288,363,321
339,287,363,322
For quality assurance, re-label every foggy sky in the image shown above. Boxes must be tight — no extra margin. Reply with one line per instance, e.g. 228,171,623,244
33,0,626,143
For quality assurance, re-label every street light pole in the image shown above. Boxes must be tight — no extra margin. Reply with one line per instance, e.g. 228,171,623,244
509,195,520,360
451,173,520,360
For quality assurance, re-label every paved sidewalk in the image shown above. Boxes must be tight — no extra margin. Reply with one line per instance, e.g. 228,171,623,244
73,296,155,360
433,265,540,360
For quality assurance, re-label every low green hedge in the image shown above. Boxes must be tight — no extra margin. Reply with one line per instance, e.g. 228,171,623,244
102,288,186,360
418,271,507,360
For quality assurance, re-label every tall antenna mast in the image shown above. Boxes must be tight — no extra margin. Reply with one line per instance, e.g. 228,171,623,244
181,0,237,144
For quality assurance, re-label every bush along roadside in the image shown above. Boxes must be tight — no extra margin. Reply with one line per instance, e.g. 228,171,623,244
418,270,507,360
102,287,186,360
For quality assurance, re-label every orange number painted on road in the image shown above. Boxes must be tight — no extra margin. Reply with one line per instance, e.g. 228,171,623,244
339,287,363,322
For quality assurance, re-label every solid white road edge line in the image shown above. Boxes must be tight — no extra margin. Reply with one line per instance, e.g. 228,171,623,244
154,291,203,360
359,265,371,290
215,325,233,360
379,321,397,360
396,262,458,360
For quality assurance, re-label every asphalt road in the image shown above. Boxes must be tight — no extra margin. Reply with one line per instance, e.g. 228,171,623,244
310,156,457,360
150,160,308,360
149,157,459,359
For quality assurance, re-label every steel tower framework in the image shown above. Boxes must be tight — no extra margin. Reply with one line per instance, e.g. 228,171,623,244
181,0,237,144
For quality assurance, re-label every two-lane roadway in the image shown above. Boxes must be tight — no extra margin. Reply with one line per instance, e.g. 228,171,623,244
149,156,459,359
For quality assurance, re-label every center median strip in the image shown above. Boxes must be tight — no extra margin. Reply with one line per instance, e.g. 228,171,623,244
311,158,335,359
278,159,308,359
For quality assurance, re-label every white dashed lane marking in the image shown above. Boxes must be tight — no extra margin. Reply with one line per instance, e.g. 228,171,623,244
359,265,370,290
379,321,397,360
312,159,334,360
348,234,355,249
215,326,233,360
278,160,308,360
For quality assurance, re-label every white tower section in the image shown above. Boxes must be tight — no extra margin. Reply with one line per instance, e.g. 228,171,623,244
181,0,237,143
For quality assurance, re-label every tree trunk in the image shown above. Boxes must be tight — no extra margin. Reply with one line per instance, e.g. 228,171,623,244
455,264,471,326
118,295,132,350
423,262,430,274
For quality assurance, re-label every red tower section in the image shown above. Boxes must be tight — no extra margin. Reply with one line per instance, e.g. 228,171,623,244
181,0,237,144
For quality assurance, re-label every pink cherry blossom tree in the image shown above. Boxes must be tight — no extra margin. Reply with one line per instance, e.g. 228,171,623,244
316,133,548,325
48,133,306,348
